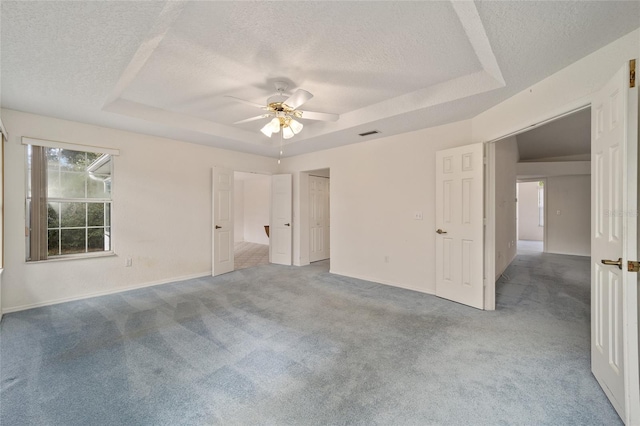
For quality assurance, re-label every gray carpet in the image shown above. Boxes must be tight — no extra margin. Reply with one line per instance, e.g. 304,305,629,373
0,253,620,425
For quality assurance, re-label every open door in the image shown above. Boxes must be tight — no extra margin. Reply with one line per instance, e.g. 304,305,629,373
270,174,292,265
212,166,234,276
435,143,484,309
591,60,639,424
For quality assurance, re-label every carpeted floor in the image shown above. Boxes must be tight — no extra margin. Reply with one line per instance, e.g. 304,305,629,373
0,252,619,425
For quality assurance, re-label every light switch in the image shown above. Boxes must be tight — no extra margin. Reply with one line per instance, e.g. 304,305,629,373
556,210,561,215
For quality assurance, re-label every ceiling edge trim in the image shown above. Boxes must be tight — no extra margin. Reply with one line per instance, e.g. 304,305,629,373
450,0,505,86
102,0,188,107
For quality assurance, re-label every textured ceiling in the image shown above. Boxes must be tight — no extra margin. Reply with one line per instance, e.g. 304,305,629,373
2,1,639,157
517,108,591,162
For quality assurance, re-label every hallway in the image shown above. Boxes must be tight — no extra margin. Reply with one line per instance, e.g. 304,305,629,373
497,249,590,318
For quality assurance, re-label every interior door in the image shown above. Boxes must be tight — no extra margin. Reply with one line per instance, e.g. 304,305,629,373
310,176,330,262
435,143,485,309
591,60,639,424
212,167,234,276
270,174,293,265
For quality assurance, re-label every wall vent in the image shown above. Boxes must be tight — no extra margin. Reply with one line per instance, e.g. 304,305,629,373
358,130,381,137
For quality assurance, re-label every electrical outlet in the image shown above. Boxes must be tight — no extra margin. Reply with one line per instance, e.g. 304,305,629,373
384,256,390,263
414,211,423,220
125,257,132,267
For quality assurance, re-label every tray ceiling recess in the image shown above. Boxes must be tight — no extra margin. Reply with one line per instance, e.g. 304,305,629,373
101,0,503,156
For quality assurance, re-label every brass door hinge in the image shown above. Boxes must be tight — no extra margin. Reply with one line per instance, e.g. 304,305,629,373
631,59,636,88
629,261,640,273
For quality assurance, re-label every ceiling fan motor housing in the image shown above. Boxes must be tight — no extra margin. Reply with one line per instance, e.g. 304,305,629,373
267,94,289,110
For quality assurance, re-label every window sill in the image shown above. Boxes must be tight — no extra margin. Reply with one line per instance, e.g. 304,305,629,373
27,251,117,264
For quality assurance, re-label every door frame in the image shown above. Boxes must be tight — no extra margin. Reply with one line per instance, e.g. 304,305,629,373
484,104,591,310
213,167,275,273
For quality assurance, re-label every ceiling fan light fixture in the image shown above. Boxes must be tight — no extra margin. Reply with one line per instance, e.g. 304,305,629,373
289,119,303,134
260,123,274,138
269,117,281,133
282,126,295,139
229,83,339,139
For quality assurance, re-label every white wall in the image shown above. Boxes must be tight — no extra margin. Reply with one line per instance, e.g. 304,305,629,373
234,179,245,242
518,182,544,241
243,175,270,245
2,109,277,312
280,120,473,294
546,175,591,256
472,29,640,143
494,138,519,278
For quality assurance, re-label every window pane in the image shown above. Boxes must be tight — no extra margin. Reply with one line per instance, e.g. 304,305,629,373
61,202,86,228
48,202,60,228
59,171,86,198
87,203,105,227
87,175,111,198
60,229,85,254
47,169,62,198
105,203,111,227
47,148,88,172
105,227,111,251
48,229,60,256
88,228,106,252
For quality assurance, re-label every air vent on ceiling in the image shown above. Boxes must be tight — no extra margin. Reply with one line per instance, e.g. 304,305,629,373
358,130,381,137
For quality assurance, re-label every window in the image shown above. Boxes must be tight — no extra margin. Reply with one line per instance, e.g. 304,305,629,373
25,138,117,261
537,181,544,227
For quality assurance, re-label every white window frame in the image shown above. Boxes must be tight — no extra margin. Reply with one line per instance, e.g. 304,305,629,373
23,137,119,261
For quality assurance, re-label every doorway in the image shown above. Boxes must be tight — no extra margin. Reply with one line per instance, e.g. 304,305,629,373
516,180,544,254
491,107,591,285
233,171,271,270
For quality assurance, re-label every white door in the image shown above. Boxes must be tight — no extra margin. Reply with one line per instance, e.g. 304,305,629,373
435,143,485,309
591,60,639,424
310,176,330,262
212,167,234,276
270,174,293,265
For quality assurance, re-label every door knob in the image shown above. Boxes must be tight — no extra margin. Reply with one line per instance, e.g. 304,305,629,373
601,258,622,270
284,223,290,227
436,229,447,234
215,225,222,229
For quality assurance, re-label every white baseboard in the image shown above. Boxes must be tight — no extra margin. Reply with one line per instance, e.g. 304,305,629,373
495,252,518,280
329,269,435,295
2,271,212,314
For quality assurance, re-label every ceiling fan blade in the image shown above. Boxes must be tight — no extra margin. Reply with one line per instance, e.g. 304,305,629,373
224,95,266,109
233,114,271,125
297,110,339,122
284,89,313,109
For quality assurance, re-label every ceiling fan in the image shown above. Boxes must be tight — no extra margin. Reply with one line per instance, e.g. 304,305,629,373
226,82,339,139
